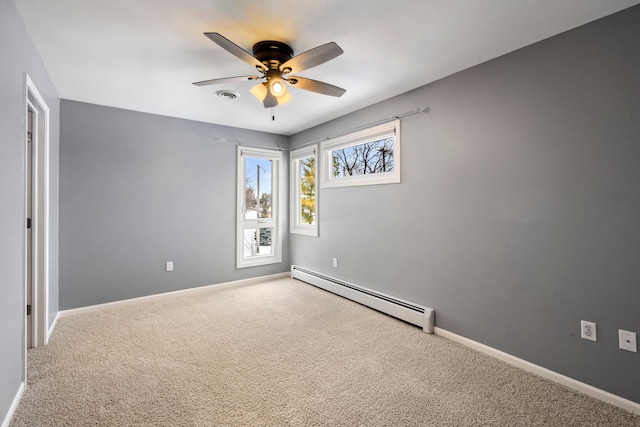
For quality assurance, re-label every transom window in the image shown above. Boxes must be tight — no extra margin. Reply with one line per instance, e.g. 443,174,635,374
321,120,400,188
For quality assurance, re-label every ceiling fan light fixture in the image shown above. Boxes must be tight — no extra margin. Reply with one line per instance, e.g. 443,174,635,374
268,73,288,98
276,89,292,105
271,80,284,95
250,82,268,101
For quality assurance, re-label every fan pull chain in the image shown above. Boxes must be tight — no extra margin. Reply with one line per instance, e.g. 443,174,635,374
271,107,275,121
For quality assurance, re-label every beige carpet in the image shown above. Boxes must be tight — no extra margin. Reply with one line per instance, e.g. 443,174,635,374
10,278,640,426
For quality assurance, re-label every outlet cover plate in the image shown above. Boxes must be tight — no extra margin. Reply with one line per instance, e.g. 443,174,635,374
619,330,637,353
166,261,173,272
581,320,597,342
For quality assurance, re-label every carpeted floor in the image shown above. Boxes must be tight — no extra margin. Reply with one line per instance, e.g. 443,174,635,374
10,278,640,426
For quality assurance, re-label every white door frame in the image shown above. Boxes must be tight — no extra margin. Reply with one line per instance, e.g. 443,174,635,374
23,74,50,368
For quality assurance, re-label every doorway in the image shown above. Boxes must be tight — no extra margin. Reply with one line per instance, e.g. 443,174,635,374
24,75,50,365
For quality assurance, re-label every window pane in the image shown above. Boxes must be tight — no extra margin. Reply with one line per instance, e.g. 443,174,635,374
238,147,282,268
299,156,316,225
245,157,273,220
290,145,318,237
243,228,273,257
332,137,394,177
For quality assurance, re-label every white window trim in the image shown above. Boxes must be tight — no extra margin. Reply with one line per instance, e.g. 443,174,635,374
321,120,400,188
236,146,283,268
290,145,318,237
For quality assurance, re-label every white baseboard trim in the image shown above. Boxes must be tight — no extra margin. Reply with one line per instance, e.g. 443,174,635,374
58,272,290,318
47,313,58,342
1,382,24,427
434,327,640,416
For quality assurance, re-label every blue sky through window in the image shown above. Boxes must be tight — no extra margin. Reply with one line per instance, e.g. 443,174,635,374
246,157,272,196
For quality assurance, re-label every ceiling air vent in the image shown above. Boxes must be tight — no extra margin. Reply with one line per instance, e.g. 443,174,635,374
216,90,239,100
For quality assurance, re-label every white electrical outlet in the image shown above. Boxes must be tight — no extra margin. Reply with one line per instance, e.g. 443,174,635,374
166,261,173,272
332,258,338,268
619,330,637,353
581,320,597,342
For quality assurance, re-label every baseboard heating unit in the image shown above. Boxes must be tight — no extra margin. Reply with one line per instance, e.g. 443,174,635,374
291,265,434,333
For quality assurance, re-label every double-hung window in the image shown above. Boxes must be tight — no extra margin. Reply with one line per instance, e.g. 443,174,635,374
237,146,282,268
290,145,318,236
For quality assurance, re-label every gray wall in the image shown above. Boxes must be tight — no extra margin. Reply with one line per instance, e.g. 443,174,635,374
290,6,640,404
59,101,289,309
0,0,60,420
4,0,639,420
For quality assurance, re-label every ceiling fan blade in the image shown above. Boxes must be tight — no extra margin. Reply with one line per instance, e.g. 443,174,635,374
280,42,343,74
204,32,267,73
193,75,261,86
287,76,346,97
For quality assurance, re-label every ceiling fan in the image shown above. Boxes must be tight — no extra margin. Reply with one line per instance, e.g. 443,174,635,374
193,33,346,109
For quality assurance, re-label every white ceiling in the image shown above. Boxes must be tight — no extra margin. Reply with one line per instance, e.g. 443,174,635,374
14,0,640,135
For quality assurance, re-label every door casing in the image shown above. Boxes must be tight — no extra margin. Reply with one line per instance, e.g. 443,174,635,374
23,75,51,381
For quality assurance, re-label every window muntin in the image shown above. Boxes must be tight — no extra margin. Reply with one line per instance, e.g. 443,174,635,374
321,120,400,188
237,147,282,268
290,145,318,236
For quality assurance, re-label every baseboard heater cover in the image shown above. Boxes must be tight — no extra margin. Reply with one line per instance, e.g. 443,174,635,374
291,265,434,333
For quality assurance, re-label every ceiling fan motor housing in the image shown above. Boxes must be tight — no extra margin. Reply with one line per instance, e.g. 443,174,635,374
252,40,294,70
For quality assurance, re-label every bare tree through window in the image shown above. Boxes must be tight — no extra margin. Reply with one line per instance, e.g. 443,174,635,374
332,137,394,177
321,120,400,188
